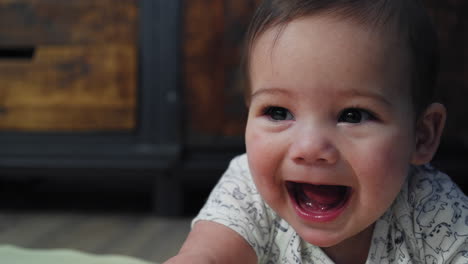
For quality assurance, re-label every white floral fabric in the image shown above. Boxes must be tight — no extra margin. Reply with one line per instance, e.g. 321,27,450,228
193,154,468,263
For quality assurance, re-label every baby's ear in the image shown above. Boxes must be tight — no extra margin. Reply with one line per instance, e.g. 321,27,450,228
411,103,447,165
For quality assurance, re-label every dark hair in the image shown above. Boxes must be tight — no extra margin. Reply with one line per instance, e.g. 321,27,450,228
241,0,439,115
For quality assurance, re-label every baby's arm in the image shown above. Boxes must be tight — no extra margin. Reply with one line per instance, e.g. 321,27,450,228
164,220,257,264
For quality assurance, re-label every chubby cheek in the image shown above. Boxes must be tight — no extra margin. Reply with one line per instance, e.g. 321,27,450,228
353,132,413,212
245,122,288,208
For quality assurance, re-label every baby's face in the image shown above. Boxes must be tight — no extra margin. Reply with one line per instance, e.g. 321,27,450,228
245,15,417,248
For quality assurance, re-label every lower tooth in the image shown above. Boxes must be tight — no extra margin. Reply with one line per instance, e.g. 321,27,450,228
319,204,329,211
305,201,329,211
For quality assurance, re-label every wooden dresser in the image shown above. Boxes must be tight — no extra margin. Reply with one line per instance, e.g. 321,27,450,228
0,0,181,165
0,0,183,215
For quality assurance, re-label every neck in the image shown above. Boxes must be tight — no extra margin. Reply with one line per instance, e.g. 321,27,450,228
322,224,375,264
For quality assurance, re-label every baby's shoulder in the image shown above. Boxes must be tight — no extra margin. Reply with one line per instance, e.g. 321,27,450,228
393,165,468,261
406,164,466,211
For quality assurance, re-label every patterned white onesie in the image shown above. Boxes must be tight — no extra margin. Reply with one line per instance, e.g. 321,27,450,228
193,154,468,263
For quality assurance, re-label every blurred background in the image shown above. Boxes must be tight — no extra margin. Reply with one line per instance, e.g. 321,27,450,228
0,0,465,263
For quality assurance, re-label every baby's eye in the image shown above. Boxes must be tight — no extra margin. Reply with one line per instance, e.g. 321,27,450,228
264,106,294,121
338,108,375,123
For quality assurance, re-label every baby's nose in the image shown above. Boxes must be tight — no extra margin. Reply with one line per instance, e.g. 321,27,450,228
288,126,339,166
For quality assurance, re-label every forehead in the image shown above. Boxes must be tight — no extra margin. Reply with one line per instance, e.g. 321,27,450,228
249,15,411,102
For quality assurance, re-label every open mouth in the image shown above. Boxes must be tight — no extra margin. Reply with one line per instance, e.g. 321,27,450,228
286,181,351,222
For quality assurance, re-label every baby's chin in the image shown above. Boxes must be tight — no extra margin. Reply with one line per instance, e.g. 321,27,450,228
294,225,349,247
293,220,376,250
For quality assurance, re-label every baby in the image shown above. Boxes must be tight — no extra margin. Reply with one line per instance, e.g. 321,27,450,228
166,0,468,263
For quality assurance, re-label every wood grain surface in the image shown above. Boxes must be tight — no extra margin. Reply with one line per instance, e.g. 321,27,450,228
0,45,137,131
0,211,190,263
183,0,261,140
0,0,138,131
0,0,138,45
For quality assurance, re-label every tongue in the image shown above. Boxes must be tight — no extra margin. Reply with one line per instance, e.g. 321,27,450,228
301,184,345,205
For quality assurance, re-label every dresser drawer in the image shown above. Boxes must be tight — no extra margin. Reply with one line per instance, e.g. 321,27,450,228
0,0,138,131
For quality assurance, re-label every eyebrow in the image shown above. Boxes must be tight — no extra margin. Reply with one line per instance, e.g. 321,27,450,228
250,88,292,101
250,87,393,106
339,89,392,106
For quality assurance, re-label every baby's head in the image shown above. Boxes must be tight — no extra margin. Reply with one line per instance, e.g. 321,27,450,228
243,0,439,116
243,0,446,256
